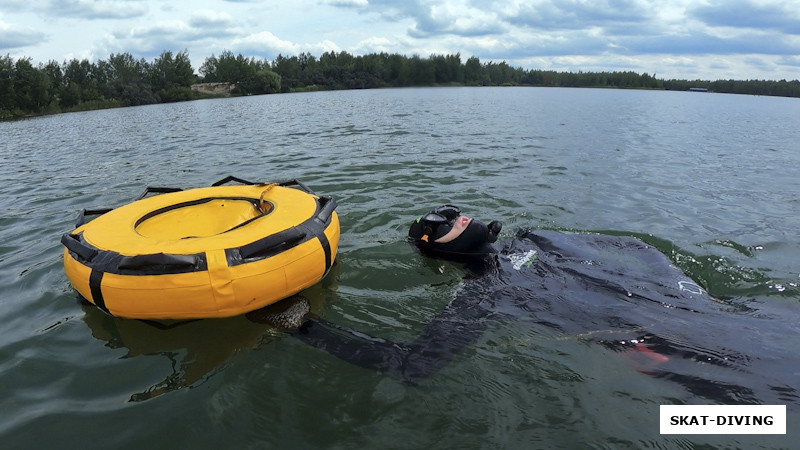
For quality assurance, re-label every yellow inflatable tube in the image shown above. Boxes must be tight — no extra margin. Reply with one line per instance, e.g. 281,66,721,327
62,177,339,319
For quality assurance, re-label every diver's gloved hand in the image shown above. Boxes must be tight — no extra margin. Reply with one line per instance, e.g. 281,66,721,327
487,220,502,243
246,295,310,330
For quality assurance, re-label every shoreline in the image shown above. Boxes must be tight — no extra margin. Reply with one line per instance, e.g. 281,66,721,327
2,82,797,122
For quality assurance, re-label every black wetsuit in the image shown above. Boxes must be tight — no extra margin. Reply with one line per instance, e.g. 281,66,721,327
292,230,799,406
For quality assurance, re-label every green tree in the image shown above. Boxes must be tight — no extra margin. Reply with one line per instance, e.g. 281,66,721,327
484,61,515,85
385,53,408,86
408,55,435,85
239,67,281,94
431,53,463,84
106,52,155,106
14,58,51,113
41,60,63,106
202,51,281,94
0,55,15,117
319,51,352,88
271,54,302,90
149,50,195,102
199,54,219,81
216,51,248,84
63,58,105,103
464,56,485,85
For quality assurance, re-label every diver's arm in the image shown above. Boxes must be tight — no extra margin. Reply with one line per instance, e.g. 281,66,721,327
291,318,412,380
291,298,489,384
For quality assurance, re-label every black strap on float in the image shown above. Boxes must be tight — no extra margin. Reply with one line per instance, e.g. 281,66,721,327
314,196,336,273
212,175,256,186
89,269,109,315
279,179,315,195
212,175,316,196
136,186,182,200
61,232,98,261
225,194,337,271
62,232,209,275
238,227,308,259
74,208,113,228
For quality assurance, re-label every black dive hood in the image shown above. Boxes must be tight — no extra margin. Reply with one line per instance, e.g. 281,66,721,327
408,205,502,261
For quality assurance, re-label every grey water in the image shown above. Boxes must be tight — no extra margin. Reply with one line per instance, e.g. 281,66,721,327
1,87,799,449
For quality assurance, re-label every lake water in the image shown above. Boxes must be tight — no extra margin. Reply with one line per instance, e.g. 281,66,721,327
1,87,799,448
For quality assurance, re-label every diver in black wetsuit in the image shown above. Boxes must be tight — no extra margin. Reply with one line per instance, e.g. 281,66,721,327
256,204,684,381
254,204,693,383
249,205,799,406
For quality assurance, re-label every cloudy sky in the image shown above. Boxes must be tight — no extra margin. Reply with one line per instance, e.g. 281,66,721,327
1,0,799,80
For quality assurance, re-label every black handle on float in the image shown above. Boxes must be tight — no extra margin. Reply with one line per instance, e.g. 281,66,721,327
279,179,315,195
211,176,316,195
239,227,308,259
136,186,183,200
212,176,256,186
75,208,113,228
316,196,337,223
137,176,255,196
61,233,97,261
117,253,200,271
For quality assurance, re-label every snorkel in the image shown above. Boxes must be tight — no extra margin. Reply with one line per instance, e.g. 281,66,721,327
408,205,502,261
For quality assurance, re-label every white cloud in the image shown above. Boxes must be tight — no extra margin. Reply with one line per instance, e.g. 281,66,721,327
0,18,46,49
231,31,340,59
353,36,394,54
408,1,505,37
189,10,235,28
778,54,800,68
326,0,369,7
691,0,800,34
232,31,301,55
47,0,148,20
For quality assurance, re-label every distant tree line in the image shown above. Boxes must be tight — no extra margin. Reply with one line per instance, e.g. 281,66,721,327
2,49,799,120
662,78,800,98
267,51,665,91
266,51,800,98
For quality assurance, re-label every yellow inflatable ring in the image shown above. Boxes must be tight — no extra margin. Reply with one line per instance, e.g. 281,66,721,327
61,177,339,319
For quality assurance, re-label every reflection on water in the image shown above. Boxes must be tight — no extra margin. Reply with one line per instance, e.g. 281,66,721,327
80,300,269,402
78,264,341,402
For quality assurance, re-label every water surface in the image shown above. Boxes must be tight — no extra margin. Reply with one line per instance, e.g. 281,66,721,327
1,87,798,448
